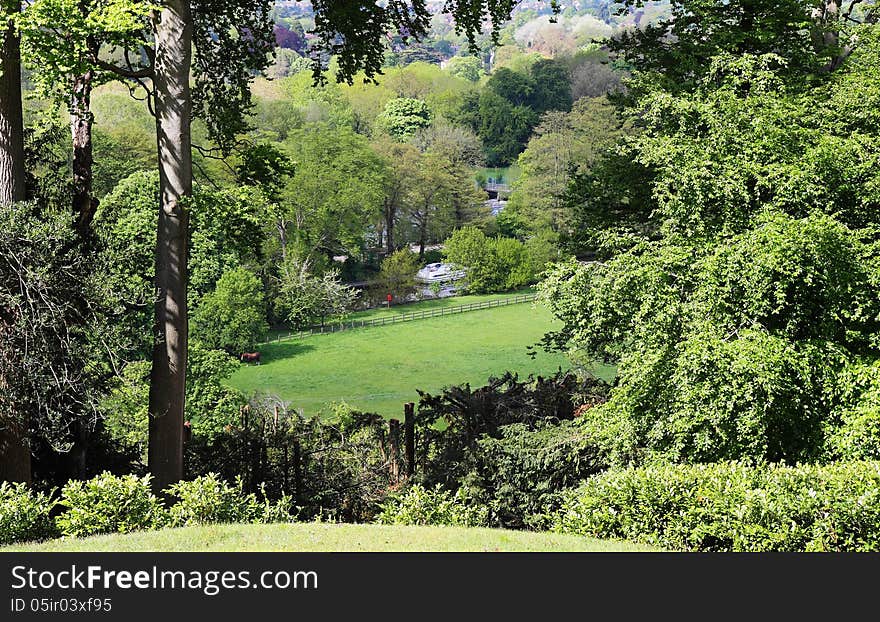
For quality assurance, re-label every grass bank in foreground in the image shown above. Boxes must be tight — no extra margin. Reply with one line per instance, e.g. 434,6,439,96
1,523,659,552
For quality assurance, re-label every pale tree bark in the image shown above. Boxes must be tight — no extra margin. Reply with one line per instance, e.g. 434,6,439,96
148,0,192,495
0,0,30,484
71,54,98,236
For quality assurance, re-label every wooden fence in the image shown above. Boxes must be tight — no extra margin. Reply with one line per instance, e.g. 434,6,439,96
266,293,538,343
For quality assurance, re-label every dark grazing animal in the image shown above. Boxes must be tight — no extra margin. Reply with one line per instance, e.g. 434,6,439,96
240,351,261,364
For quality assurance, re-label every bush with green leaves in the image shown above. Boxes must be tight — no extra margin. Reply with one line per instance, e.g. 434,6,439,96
443,226,536,294
824,360,880,461
552,461,880,552
102,343,248,460
376,484,489,528
55,473,167,537
541,212,880,465
191,266,268,353
0,482,59,545
166,473,294,526
464,420,606,529
377,98,432,139
185,400,394,522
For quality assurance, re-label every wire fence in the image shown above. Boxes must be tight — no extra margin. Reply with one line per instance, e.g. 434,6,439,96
265,293,539,344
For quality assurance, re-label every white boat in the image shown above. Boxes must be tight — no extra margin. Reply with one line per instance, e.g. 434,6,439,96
415,262,466,284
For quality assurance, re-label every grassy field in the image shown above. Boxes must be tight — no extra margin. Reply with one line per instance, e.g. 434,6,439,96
268,289,537,339
231,302,615,418
1,523,657,552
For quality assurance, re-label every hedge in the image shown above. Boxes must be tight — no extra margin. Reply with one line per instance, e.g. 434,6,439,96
551,461,880,551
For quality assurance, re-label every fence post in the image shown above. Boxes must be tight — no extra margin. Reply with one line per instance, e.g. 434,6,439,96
388,419,401,484
404,403,415,478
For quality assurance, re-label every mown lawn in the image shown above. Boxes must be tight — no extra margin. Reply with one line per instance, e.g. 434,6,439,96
1,523,658,552
230,302,616,418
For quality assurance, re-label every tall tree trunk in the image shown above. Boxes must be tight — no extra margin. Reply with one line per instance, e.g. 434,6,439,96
65,59,98,479
418,219,427,260
0,2,31,484
385,201,395,255
0,3,24,205
148,0,192,495
0,419,30,484
71,72,97,236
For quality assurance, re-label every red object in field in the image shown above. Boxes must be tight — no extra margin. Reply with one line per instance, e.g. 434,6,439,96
387,294,393,302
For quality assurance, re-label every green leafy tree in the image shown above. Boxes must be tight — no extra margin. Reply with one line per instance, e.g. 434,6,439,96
444,226,534,293
444,55,483,81
507,98,627,236
541,212,880,465
374,249,421,303
280,124,386,260
102,342,248,460
528,59,573,114
276,257,359,328
377,97,433,139
191,267,268,353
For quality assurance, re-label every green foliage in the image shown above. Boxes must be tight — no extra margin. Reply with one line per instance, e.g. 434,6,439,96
55,473,167,537
184,343,249,441
236,143,296,203
508,98,627,236
376,484,489,528
96,172,266,360
825,361,880,461
276,257,359,328
552,461,880,552
607,0,840,96
167,474,294,526
444,55,483,82
280,124,386,257
493,237,533,291
185,401,394,522
191,0,275,152
192,267,268,353
453,60,574,166
413,371,610,495
377,97,432,139
541,213,880,465
373,249,421,302
0,202,98,452
0,482,59,545
100,361,151,458
465,420,605,529
443,227,535,293
102,344,247,457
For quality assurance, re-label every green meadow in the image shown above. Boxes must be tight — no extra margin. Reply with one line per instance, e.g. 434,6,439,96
230,302,615,418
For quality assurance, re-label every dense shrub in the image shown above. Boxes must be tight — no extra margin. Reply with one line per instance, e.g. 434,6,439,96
540,213,880,465
464,420,605,529
825,360,880,461
0,482,59,545
551,461,880,552
414,371,609,489
442,226,537,293
55,473,167,537
185,400,393,522
191,266,268,353
376,484,488,527
166,473,295,526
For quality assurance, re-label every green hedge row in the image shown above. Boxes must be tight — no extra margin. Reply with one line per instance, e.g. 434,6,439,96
551,461,880,551
1,473,295,546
